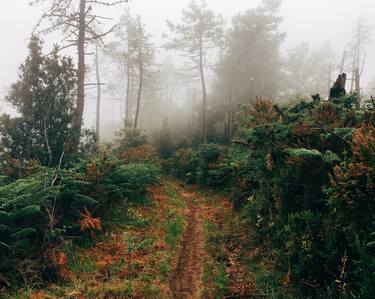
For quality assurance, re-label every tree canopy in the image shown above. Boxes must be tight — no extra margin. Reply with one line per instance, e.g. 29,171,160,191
0,36,77,166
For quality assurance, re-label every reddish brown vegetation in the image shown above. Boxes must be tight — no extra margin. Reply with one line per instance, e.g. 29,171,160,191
79,210,102,232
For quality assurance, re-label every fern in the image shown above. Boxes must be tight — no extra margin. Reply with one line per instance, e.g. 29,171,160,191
0,155,160,287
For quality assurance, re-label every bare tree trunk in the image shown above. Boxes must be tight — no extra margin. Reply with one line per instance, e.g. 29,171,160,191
125,60,131,128
43,116,52,167
327,62,332,98
350,58,355,92
73,0,86,151
95,42,101,144
351,20,362,96
199,36,207,144
355,68,360,92
340,51,346,73
190,90,196,138
125,23,131,129
227,80,234,140
134,27,143,131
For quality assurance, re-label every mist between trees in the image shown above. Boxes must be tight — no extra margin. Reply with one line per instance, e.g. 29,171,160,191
1,0,370,150
0,1,374,298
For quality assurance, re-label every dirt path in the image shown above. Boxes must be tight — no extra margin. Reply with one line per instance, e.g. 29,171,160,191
169,190,204,299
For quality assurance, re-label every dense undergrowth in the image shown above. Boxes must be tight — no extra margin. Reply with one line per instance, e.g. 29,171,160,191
9,180,185,298
163,94,375,298
1,91,374,298
0,150,160,293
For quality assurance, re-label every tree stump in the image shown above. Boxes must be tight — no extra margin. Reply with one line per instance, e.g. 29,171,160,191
329,73,347,98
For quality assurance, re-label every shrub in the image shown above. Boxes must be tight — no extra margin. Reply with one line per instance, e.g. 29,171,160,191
119,145,158,164
154,120,174,159
163,143,234,188
229,95,375,297
114,128,148,152
0,153,160,288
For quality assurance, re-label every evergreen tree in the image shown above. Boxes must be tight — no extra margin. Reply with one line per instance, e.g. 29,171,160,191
165,0,224,144
0,36,77,166
106,12,155,130
105,9,138,128
215,0,284,101
30,0,127,151
283,42,337,98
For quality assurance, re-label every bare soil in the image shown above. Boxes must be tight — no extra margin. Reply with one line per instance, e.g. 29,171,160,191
169,191,204,299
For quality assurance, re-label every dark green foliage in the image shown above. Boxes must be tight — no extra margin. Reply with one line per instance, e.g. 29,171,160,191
0,36,77,167
163,148,199,184
229,95,375,297
0,154,160,288
154,120,174,159
164,143,234,188
79,128,99,157
166,93,374,298
102,163,159,203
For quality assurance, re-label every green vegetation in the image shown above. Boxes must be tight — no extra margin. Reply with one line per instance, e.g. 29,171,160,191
164,95,375,298
0,1,373,298
0,152,160,290
0,36,77,167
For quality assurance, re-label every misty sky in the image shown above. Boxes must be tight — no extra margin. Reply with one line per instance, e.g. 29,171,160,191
0,0,374,124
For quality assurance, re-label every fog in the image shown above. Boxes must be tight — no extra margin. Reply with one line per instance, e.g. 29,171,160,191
0,0,374,140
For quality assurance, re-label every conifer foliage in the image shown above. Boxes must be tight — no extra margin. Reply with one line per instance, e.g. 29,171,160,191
0,36,77,167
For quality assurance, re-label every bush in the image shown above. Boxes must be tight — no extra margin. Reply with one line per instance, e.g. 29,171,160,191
154,120,174,159
114,128,148,152
163,143,233,188
0,153,160,288
164,94,375,297
119,145,158,164
228,95,375,297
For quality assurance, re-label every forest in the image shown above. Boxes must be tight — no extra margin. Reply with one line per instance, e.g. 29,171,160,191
0,0,374,298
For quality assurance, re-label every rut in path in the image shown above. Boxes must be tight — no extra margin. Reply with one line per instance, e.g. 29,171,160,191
170,191,204,299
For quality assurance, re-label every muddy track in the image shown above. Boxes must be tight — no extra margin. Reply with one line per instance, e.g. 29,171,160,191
170,191,204,299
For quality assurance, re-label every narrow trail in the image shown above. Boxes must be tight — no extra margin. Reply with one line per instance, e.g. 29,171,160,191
169,190,204,299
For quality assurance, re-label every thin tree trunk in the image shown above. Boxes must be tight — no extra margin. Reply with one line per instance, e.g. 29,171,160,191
327,62,332,98
74,0,86,151
133,26,143,131
95,42,101,144
227,80,234,140
191,90,196,137
43,117,52,167
125,23,131,129
355,67,360,99
355,21,361,97
199,36,207,144
125,61,131,128
340,51,346,73
350,58,355,92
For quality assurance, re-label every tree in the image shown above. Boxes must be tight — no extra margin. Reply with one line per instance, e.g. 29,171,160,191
30,0,127,151
0,36,76,166
105,12,155,131
94,41,102,144
133,15,155,131
213,0,284,140
283,42,337,98
165,0,224,144
347,18,371,96
105,9,138,128
154,119,174,159
216,0,284,101
158,58,179,122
